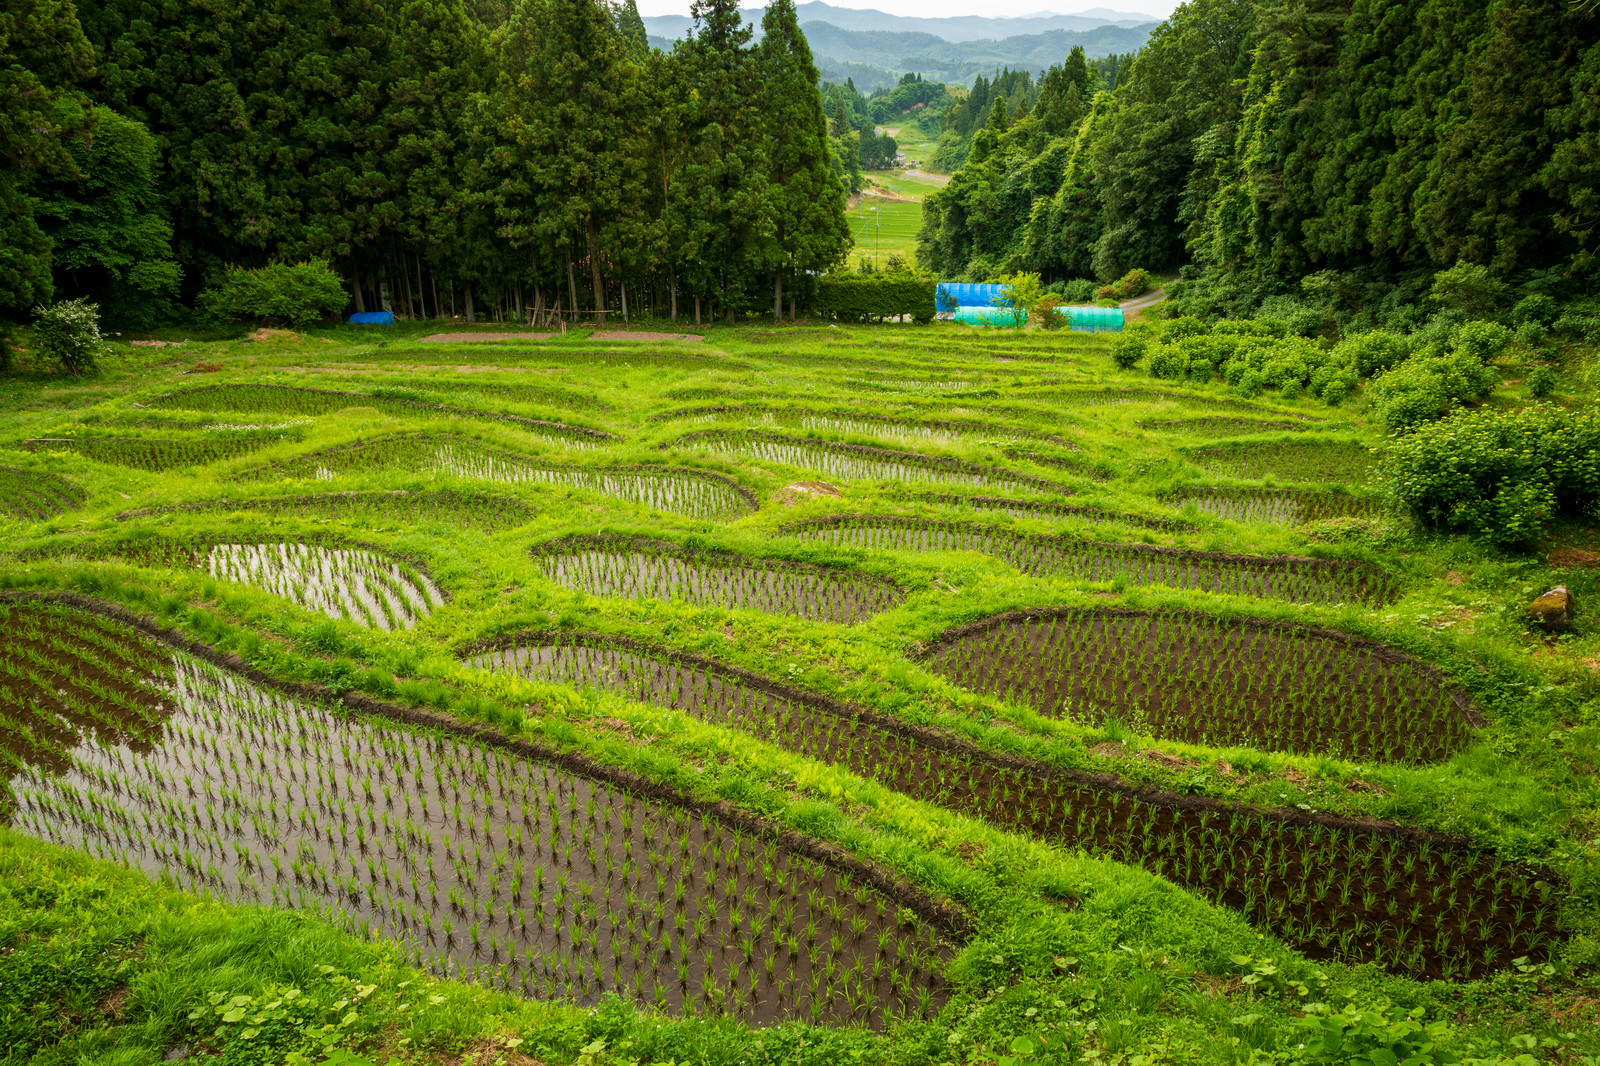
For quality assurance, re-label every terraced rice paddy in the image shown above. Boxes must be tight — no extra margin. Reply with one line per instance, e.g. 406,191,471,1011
22,430,299,470
911,493,1186,531
115,489,537,531
673,430,1073,496
785,515,1397,606
149,384,614,448
0,465,85,520
1189,440,1375,483
533,535,903,624
245,433,755,520
68,536,444,630
1139,417,1309,437
922,607,1476,763
1171,487,1387,525
652,405,1068,447
4,602,956,1025
469,632,1555,979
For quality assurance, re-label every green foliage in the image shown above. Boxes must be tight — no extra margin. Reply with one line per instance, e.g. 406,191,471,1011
813,273,935,323
1368,330,1499,434
197,261,348,328
1334,330,1412,377
998,271,1043,327
1525,364,1557,399
1382,404,1600,546
1111,325,1151,369
1430,263,1511,318
31,296,105,374
1096,267,1151,301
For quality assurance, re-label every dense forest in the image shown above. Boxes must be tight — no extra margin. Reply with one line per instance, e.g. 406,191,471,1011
1,0,850,328
920,0,1600,319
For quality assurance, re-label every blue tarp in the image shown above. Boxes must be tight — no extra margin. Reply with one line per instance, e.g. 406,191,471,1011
348,311,395,325
936,282,1009,312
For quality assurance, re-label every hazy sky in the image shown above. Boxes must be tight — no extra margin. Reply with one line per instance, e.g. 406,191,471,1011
635,0,1179,21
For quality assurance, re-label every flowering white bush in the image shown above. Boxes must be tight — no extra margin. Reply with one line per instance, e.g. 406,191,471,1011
33,298,106,375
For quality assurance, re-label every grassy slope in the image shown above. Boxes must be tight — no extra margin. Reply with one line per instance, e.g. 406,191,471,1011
1,320,1598,1064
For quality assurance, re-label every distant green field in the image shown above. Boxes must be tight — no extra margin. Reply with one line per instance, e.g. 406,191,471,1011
846,194,922,269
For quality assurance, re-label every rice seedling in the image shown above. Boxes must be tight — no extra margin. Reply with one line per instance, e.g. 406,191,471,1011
909,492,1188,531
113,490,537,531
467,630,1555,980
1009,386,1312,416
242,432,756,520
531,534,904,624
21,429,300,471
0,465,86,520
671,430,1074,496
1187,440,1374,484
146,384,615,448
1001,448,1113,482
62,535,445,630
1169,488,1388,525
783,515,1399,606
2,600,958,1028
1138,417,1310,437
650,404,1072,447
921,606,1476,762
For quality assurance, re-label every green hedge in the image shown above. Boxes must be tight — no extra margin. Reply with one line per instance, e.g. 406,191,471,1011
812,274,936,324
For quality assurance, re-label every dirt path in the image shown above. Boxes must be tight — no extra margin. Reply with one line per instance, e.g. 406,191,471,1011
902,167,950,187
1120,288,1168,321
421,331,555,343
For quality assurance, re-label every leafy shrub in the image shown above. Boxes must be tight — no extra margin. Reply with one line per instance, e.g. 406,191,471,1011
1525,365,1557,398
197,259,348,327
997,271,1043,327
1161,316,1208,342
1053,278,1097,302
1033,294,1066,331
813,273,936,324
1368,350,1496,433
1448,319,1511,363
32,297,106,375
1429,261,1509,317
1382,404,1600,547
1096,267,1152,301
1512,293,1559,327
1112,325,1152,370
1334,330,1411,377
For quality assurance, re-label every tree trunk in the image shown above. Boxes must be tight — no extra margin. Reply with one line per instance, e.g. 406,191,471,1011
694,294,700,326
417,256,427,320
534,284,544,327
621,280,628,323
351,275,366,314
431,270,440,323
464,283,475,323
567,257,579,324
773,273,783,322
587,217,605,326
670,271,677,322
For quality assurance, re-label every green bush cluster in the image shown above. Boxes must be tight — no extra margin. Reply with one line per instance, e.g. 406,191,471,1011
1096,267,1152,301
31,298,107,375
812,273,936,324
1367,322,1504,433
197,259,348,328
1381,404,1600,546
1142,323,1357,403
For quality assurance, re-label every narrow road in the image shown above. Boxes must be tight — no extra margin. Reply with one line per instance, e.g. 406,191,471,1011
1120,288,1167,319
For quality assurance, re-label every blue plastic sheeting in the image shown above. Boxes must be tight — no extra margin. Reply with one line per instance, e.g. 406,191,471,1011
348,311,395,325
936,282,1009,312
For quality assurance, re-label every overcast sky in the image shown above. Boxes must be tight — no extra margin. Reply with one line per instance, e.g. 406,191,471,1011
634,0,1179,21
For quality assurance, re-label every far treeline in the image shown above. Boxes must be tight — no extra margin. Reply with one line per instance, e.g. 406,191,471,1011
920,0,1600,320
2,0,851,330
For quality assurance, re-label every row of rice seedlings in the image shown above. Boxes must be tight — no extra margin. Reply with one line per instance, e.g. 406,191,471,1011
21,429,299,471
783,515,1399,607
665,386,741,402
0,465,86,520
1009,386,1313,416
843,378,978,393
146,384,614,448
531,534,904,625
0,602,174,775
1002,449,1112,482
4,608,955,1026
672,431,1075,497
242,433,756,521
468,633,1554,980
367,378,612,412
114,490,537,532
649,404,1072,448
70,535,443,631
910,493,1189,532
1138,417,1310,437
1169,488,1387,526
333,346,735,368
922,607,1478,764
1188,440,1374,484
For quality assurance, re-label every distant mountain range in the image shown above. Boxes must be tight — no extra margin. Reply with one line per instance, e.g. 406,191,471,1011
642,3,1160,89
